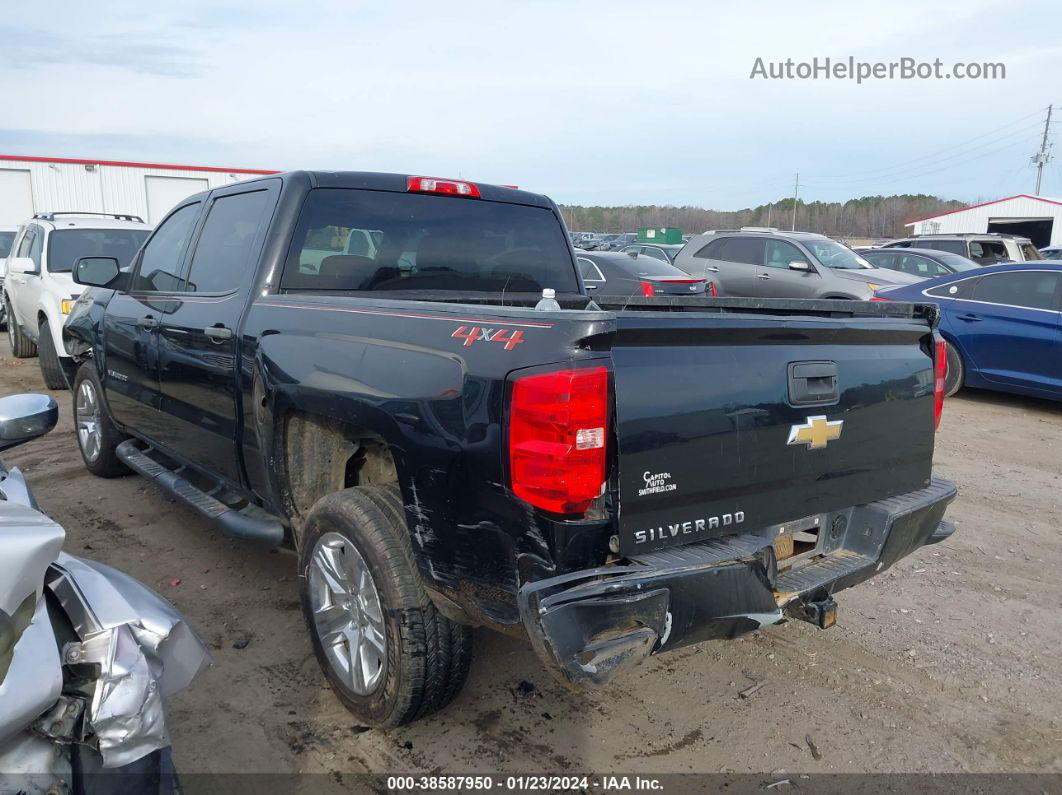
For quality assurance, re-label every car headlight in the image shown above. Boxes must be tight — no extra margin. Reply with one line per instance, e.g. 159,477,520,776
60,299,75,315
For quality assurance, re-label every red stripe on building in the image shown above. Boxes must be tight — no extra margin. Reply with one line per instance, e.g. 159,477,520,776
0,153,279,175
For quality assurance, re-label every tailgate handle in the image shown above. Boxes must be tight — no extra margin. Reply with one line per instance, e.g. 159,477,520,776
788,361,839,406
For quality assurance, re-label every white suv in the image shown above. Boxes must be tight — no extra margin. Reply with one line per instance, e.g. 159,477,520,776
4,213,151,388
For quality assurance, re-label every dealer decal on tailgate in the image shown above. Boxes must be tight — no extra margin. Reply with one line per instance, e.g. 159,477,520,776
451,325,526,350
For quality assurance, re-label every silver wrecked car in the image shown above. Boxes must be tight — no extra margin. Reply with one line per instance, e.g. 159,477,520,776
673,228,922,299
0,393,208,794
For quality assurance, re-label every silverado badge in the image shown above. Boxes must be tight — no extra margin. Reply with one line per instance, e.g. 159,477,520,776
787,415,843,450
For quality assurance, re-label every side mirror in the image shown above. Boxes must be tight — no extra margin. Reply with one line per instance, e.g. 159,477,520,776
0,394,58,452
7,257,37,275
73,256,121,288
789,260,811,272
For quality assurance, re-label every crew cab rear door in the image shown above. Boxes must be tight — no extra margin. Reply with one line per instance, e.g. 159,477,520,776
102,201,201,436
156,180,279,487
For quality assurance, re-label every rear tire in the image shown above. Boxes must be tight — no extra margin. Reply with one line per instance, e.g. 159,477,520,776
73,363,130,477
38,319,67,389
943,340,964,397
299,484,473,728
6,298,37,358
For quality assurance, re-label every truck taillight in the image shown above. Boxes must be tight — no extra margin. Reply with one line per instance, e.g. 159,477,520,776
708,281,717,297
934,338,946,430
508,367,608,514
406,176,480,198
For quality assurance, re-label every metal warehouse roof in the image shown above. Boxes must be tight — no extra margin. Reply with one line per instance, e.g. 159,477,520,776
905,194,1062,225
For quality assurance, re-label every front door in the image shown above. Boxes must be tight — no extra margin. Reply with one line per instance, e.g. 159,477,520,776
157,181,279,487
103,201,202,434
759,238,820,298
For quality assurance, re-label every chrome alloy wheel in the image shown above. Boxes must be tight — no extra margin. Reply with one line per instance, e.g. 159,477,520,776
75,380,102,463
308,532,387,695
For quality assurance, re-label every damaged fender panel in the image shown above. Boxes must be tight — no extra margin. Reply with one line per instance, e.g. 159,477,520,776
43,553,210,768
0,598,63,747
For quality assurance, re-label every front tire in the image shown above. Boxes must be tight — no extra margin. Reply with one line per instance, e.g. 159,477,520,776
299,484,473,728
6,298,37,358
38,319,67,389
943,340,964,397
73,364,130,477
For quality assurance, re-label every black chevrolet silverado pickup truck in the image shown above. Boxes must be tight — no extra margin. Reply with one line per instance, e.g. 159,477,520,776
62,171,956,728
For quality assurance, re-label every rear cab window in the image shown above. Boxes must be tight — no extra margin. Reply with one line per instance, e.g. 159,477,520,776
281,189,578,296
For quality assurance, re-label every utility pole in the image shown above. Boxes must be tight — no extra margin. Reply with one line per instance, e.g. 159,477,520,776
766,203,772,227
791,173,800,231
1033,105,1053,195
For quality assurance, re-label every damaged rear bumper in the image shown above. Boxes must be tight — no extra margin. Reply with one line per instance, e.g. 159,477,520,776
518,477,956,686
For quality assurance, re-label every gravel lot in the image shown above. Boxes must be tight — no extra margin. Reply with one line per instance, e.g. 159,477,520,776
4,342,1061,777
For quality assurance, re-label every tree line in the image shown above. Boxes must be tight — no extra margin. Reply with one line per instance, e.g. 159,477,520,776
558,194,965,239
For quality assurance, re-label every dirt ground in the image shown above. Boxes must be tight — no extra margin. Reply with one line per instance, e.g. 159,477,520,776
4,342,1062,777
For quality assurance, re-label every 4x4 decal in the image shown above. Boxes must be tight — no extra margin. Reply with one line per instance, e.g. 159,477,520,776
451,325,525,350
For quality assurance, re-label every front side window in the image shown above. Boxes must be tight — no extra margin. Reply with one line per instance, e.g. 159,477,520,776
46,229,149,273
282,189,578,295
764,239,809,269
131,203,200,292
800,239,871,269
184,190,272,293
899,254,948,277
972,271,1060,310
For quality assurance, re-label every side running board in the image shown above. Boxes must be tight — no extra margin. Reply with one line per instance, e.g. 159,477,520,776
116,440,285,546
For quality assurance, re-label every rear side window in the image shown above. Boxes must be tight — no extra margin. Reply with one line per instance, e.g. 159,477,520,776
919,240,967,255
927,277,979,299
282,188,578,294
184,190,273,293
716,237,765,265
46,229,149,273
577,258,605,282
1020,243,1042,260
693,238,724,258
0,231,15,256
131,203,200,292
972,271,1060,310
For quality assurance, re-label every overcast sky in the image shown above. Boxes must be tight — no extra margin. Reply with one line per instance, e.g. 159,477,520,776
2,0,1060,209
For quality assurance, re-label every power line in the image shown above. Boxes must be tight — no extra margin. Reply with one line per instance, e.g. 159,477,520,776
808,107,1046,182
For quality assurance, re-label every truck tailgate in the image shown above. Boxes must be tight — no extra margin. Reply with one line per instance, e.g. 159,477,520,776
611,311,936,554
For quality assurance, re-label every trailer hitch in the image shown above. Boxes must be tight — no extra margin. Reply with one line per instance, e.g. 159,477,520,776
786,592,838,629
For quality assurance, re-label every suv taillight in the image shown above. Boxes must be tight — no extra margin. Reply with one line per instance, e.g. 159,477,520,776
508,366,608,514
934,337,946,430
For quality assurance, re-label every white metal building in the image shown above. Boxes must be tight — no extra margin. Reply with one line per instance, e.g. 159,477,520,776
0,154,278,227
905,194,1062,248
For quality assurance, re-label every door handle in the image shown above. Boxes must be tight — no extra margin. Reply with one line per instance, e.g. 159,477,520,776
137,316,159,329
757,273,771,280
704,267,720,273
204,325,234,342
957,313,982,322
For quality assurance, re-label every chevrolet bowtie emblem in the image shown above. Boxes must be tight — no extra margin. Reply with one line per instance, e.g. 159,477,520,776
787,415,843,450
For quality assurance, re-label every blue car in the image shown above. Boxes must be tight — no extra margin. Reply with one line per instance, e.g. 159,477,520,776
875,263,1062,400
